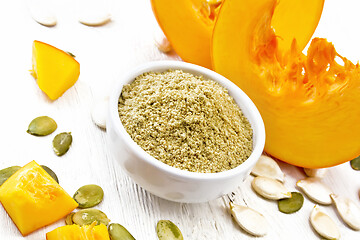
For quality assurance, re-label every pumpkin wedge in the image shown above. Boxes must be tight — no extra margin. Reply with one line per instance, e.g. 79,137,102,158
32,40,80,100
46,222,110,240
151,0,323,69
212,0,360,168
151,0,219,69
0,161,78,236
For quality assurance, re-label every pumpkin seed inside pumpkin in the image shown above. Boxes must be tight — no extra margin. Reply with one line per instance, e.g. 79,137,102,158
350,156,360,170
278,192,304,214
27,116,57,136
72,208,110,226
53,132,72,156
156,220,183,240
41,165,59,183
0,166,21,186
73,184,104,208
108,223,136,240
65,212,75,225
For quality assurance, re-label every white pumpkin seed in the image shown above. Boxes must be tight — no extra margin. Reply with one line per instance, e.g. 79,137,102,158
331,194,360,230
296,178,333,205
229,202,268,237
251,176,291,200
79,13,111,26
251,155,284,182
27,0,57,26
154,30,172,53
91,97,108,129
303,168,328,178
310,205,340,240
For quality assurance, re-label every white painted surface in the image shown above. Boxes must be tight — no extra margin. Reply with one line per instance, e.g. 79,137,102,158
0,0,359,239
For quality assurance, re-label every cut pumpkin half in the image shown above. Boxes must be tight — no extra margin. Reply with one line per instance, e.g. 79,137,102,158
151,0,324,69
212,0,360,168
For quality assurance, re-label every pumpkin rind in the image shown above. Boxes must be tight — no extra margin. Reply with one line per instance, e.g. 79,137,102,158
212,0,360,168
0,161,78,236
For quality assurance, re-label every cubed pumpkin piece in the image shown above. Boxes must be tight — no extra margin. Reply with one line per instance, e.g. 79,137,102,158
0,161,78,236
32,40,80,100
46,223,110,240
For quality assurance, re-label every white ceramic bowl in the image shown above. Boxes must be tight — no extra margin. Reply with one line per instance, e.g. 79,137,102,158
107,61,265,203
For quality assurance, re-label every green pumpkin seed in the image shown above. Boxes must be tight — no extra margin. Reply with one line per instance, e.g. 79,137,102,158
27,116,57,136
0,166,21,186
72,208,110,226
65,212,75,225
40,165,59,183
108,223,136,240
278,192,304,214
156,220,183,240
53,132,72,156
73,184,104,209
350,156,360,170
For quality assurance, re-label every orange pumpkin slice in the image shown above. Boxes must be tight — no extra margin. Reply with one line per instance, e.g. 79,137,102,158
151,0,323,69
32,40,80,100
212,0,360,168
46,222,110,240
151,0,220,69
0,161,78,236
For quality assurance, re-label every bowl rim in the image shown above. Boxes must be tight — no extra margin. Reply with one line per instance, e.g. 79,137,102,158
109,60,265,181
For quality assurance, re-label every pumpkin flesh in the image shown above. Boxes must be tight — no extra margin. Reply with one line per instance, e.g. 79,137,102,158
212,0,360,168
46,223,110,240
0,161,78,236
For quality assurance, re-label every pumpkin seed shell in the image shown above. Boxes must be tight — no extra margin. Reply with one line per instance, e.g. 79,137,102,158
331,194,360,230
73,184,104,208
0,166,21,186
251,176,291,200
65,212,75,225
27,116,57,136
156,220,183,240
72,208,110,226
278,192,304,214
41,165,59,183
251,155,284,182
350,156,360,170
108,223,136,240
229,202,268,237
53,132,72,156
310,205,340,240
296,177,333,205
303,168,328,178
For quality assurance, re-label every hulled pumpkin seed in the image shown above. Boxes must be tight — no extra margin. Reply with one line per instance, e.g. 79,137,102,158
72,208,110,226
108,223,136,240
41,165,59,183
27,116,57,136
53,132,72,156
73,184,104,208
65,212,75,225
156,220,183,240
278,192,304,214
350,156,360,170
0,166,21,186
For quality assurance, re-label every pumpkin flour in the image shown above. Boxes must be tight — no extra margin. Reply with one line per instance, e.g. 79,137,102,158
118,70,253,173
